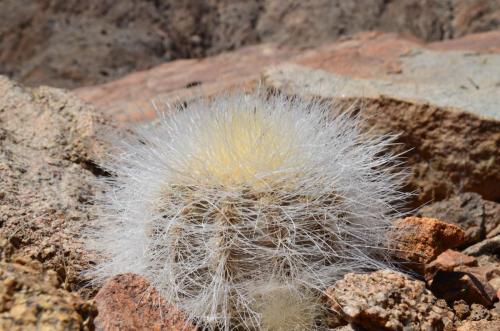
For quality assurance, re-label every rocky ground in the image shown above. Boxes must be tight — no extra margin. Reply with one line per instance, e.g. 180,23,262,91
1,0,500,89
1,15,500,331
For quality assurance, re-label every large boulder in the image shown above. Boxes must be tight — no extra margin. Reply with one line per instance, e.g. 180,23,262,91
261,32,500,206
73,32,500,206
74,44,296,122
0,75,110,292
2,1,498,88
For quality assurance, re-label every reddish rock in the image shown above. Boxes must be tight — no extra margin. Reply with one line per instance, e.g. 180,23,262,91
393,217,466,274
94,274,195,331
457,320,500,331
74,30,500,122
459,265,500,299
293,31,423,80
429,269,497,308
425,249,477,281
425,249,498,307
428,30,500,53
74,44,296,123
293,30,500,81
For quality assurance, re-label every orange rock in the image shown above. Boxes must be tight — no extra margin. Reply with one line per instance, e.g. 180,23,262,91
393,216,466,274
94,274,195,331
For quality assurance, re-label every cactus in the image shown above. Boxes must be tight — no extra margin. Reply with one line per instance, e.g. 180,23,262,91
88,91,407,330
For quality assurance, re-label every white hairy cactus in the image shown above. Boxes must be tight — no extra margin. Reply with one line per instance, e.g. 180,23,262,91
88,91,406,330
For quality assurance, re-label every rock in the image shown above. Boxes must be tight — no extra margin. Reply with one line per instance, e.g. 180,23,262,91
94,273,194,331
418,193,500,245
484,200,500,239
429,269,497,308
276,33,500,119
493,301,500,319
464,239,500,303
0,258,96,331
261,32,500,205
451,0,500,37
325,270,455,331
454,300,471,320
424,247,500,307
463,235,500,257
74,44,296,123
460,265,500,300
457,320,500,331
425,249,498,307
393,217,465,274
468,303,492,321
0,75,112,293
332,326,358,331
453,300,497,323
428,30,500,53
418,193,487,246
425,249,477,281
2,1,499,88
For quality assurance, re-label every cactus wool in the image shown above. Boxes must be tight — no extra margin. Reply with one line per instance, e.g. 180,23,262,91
89,91,406,330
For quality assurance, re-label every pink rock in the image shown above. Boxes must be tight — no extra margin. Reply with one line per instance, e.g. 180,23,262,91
94,273,195,331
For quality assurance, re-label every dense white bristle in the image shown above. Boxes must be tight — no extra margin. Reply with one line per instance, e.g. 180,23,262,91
87,91,407,330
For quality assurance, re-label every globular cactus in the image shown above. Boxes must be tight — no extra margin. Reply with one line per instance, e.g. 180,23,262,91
88,91,406,330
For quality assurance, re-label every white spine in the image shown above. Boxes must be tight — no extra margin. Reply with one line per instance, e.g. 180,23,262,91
87,91,407,330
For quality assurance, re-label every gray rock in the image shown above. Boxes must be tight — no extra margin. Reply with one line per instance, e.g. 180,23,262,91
484,200,500,239
463,235,500,257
